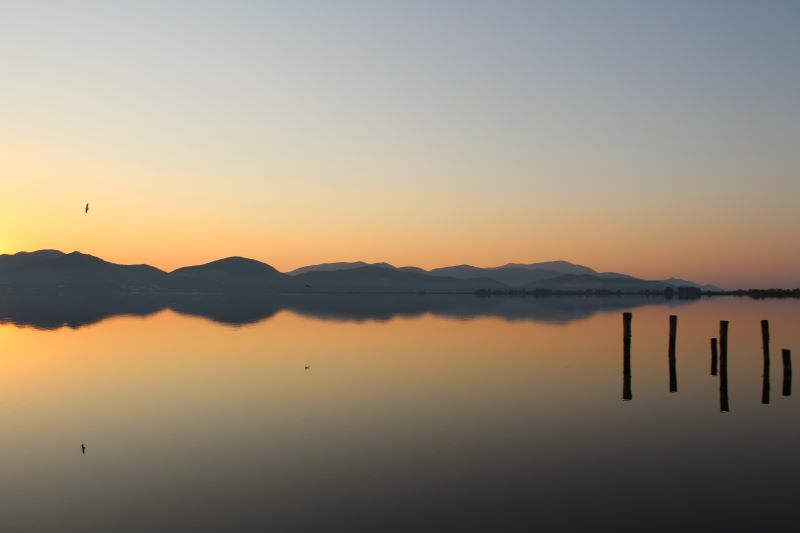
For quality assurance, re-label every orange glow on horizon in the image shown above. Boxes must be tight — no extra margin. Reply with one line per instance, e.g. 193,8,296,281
2,120,798,290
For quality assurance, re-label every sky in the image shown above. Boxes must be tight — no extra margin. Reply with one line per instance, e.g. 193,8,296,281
1,0,798,288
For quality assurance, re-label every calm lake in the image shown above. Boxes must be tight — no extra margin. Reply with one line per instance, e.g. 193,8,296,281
1,295,798,532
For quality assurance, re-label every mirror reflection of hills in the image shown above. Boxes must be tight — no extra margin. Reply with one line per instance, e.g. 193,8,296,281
0,293,693,330
0,293,165,329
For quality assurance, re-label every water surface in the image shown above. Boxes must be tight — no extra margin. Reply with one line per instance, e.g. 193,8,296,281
0,296,797,532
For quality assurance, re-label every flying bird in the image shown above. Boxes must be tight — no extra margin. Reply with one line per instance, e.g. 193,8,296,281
85,203,89,214
305,365,311,370
81,443,86,454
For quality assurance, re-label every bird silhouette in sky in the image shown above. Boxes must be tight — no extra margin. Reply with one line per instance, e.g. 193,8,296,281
81,443,86,454
85,203,89,214
305,365,311,370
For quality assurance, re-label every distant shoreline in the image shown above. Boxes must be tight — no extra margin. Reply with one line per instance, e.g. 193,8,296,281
476,288,800,299
1,288,798,299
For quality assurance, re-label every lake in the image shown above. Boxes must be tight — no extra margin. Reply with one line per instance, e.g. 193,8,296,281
0,295,797,532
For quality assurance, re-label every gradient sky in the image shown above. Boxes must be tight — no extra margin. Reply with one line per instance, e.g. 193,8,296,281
1,1,798,288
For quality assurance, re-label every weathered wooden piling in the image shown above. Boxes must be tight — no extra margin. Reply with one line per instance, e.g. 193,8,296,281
761,320,770,405
623,312,632,340
782,349,792,397
669,315,677,344
710,338,718,376
720,320,729,359
719,321,730,412
668,315,678,392
623,312,632,401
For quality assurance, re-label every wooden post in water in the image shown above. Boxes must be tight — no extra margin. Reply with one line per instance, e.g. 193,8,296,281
710,338,718,376
668,315,678,392
623,312,632,401
782,349,792,397
761,320,770,404
720,320,729,358
719,321,730,412
623,312,632,341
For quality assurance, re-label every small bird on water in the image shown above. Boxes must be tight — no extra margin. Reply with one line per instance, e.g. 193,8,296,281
85,203,89,214
81,443,86,454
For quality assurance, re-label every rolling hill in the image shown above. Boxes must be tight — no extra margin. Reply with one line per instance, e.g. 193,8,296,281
168,257,294,292
0,250,168,291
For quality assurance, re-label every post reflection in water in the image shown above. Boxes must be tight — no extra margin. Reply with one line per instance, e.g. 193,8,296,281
0,292,692,330
783,349,792,397
710,338,718,376
622,312,632,401
762,320,770,405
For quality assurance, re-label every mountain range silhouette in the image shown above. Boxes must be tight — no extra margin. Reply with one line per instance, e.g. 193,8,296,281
0,250,721,293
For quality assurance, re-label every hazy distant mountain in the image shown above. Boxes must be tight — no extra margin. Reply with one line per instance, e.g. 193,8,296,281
288,261,375,275
428,264,565,286
500,260,596,275
288,261,425,275
428,264,493,279
294,266,505,293
284,259,719,292
596,272,638,279
395,266,428,274
428,261,598,287
0,250,167,291
1,249,65,266
292,260,597,283
169,257,294,292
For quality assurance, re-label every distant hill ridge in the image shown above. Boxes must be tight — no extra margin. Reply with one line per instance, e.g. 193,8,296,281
0,250,722,293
